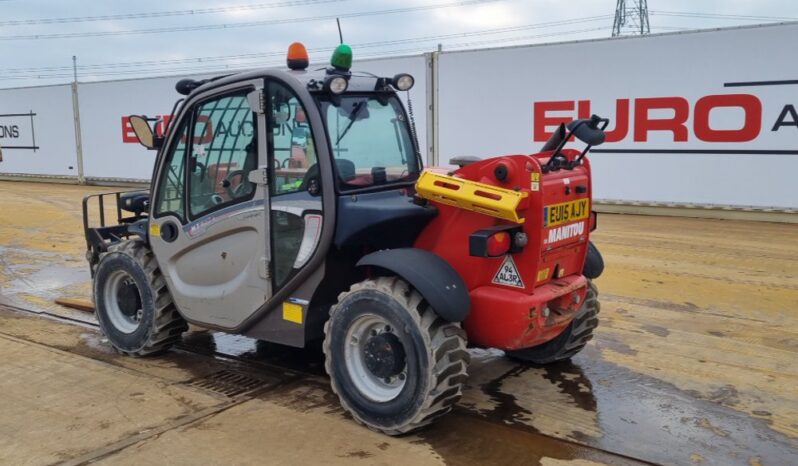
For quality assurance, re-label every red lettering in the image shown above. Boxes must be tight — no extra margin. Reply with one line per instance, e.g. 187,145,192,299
534,101,575,141
694,94,761,142
121,116,138,143
577,100,591,119
634,97,689,142
604,99,630,142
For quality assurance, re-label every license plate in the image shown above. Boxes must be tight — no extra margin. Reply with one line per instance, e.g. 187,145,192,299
543,198,590,227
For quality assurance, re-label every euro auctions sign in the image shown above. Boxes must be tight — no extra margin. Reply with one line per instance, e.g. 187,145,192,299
0,111,38,151
533,82,798,154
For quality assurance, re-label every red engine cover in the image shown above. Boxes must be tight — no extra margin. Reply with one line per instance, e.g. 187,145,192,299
414,150,592,350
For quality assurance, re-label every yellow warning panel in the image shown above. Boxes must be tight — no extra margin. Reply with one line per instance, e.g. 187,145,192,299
282,302,303,324
537,267,550,281
149,223,160,237
415,170,528,223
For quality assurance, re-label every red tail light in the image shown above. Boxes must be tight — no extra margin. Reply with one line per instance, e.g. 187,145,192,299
486,232,511,256
469,225,523,257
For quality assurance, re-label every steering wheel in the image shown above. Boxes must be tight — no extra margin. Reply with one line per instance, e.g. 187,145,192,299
223,170,248,199
298,163,321,196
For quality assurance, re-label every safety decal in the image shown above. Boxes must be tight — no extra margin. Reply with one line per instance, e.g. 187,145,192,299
531,172,540,191
282,301,304,324
492,255,525,289
537,267,550,281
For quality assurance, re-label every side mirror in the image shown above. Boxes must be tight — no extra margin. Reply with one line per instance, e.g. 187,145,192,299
129,115,160,149
567,115,607,147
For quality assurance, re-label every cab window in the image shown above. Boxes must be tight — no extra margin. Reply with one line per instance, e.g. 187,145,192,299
266,81,322,288
154,119,189,219
187,92,257,219
268,82,317,196
318,94,420,191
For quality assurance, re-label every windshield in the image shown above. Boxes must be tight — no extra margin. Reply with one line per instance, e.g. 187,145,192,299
318,94,420,190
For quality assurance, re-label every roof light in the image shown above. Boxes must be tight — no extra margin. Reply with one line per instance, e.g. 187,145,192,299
392,73,414,91
324,75,348,94
330,43,353,71
287,42,309,70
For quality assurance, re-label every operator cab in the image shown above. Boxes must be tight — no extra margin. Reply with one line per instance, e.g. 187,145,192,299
122,42,431,343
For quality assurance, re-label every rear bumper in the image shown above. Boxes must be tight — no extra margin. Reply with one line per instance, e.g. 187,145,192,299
463,275,588,350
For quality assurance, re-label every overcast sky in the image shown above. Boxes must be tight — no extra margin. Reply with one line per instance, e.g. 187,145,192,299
2,0,797,88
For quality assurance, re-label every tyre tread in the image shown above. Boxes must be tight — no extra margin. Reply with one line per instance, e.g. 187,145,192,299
101,240,187,357
323,277,469,435
506,280,600,364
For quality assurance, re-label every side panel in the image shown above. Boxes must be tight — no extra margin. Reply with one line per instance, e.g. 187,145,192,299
158,202,269,328
0,84,78,176
437,23,798,209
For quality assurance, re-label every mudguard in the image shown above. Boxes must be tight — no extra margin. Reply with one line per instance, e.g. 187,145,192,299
357,248,470,322
583,241,604,279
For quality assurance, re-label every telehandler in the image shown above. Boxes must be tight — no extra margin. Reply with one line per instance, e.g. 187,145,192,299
83,43,606,435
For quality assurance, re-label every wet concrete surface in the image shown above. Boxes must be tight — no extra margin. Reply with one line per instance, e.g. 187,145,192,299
1,181,797,465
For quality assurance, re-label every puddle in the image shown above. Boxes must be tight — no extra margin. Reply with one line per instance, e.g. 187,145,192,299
180,330,326,376
0,245,89,304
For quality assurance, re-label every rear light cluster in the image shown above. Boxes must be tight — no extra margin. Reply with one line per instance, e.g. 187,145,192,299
469,225,526,257
487,232,510,256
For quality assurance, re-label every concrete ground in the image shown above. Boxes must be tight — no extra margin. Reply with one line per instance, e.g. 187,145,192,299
0,180,796,466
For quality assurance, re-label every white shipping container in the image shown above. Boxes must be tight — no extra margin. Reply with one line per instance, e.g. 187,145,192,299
436,22,798,209
0,84,78,177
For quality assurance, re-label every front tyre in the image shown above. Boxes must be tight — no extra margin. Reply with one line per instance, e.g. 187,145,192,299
93,240,187,357
324,277,470,435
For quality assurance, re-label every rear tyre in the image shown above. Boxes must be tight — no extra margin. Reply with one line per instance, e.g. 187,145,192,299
324,277,470,435
93,240,187,357
506,280,599,364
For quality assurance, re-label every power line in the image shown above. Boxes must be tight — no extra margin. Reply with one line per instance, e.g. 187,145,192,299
650,10,798,22
0,0,504,41
2,15,612,74
0,26,611,82
0,0,347,27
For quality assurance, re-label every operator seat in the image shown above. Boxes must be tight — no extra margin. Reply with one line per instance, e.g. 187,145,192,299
299,158,356,194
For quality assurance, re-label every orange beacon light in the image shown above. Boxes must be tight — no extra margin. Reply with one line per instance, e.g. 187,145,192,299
287,42,309,70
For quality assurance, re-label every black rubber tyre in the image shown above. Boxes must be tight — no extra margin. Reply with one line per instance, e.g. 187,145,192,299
93,240,187,357
323,277,470,435
506,280,600,364
583,241,604,279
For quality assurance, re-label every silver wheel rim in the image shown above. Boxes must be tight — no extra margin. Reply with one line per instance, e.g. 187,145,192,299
344,314,408,402
103,270,143,334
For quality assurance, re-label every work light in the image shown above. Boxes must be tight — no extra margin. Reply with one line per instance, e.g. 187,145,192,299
325,75,349,94
392,73,414,91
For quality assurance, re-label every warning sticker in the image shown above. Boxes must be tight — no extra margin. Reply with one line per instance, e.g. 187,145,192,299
492,255,525,289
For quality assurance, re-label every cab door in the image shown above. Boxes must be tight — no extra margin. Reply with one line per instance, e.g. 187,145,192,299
149,81,271,329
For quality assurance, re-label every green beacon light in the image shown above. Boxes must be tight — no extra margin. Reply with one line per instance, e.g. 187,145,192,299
330,44,353,72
